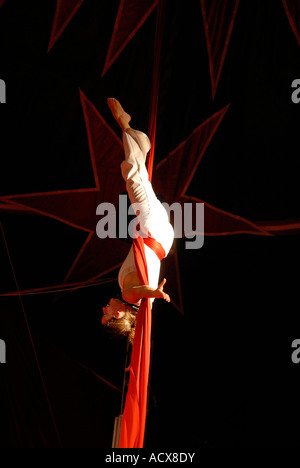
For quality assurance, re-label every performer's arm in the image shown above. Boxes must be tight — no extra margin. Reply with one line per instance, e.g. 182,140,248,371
123,279,170,303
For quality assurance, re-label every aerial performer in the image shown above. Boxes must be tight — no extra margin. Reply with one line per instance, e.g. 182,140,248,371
101,98,174,344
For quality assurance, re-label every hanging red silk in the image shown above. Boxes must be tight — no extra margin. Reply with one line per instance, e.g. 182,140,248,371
119,235,165,448
118,236,151,448
119,0,166,448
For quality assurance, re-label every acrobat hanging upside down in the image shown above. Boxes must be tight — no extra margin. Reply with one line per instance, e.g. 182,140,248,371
101,98,174,343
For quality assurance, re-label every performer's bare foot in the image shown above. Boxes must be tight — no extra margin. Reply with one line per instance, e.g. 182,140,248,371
107,97,131,131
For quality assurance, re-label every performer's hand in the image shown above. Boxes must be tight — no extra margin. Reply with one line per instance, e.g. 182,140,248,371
155,278,170,302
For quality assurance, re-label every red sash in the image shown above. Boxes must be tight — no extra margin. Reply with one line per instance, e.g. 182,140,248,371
143,236,165,261
119,235,164,448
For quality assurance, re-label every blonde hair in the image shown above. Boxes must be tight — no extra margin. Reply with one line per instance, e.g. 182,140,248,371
103,310,136,344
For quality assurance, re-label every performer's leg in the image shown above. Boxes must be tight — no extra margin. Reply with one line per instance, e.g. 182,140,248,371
125,128,151,167
121,129,152,233
107,97,131,131
107,98,150,170
122,129,150,179
107,98,174,251
122,128,173,250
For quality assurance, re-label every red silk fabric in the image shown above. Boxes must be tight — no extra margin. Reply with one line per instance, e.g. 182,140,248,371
119,236,166,447
143,236,165,261
119,1,166,446
119,236,152,448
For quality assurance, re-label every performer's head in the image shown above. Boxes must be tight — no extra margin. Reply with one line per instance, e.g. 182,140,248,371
101,298,136,344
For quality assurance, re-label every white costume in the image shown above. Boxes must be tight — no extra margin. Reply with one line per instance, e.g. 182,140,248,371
118,128,174,298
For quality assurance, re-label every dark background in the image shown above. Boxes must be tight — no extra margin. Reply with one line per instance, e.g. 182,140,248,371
0,0,300,448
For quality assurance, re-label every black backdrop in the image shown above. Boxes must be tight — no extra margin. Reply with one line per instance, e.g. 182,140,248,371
0,0,300,448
